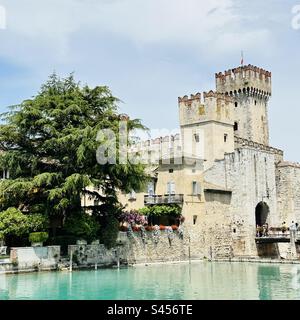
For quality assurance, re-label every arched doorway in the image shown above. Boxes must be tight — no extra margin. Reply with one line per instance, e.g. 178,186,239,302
255,202,269,226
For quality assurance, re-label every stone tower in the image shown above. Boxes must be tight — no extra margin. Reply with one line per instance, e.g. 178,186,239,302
178,92,235,169
215,65,271,146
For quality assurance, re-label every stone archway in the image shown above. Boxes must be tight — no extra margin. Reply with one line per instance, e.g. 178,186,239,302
255,202,269,226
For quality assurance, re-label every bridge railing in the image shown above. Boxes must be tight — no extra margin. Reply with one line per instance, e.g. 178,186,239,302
256,228,300,239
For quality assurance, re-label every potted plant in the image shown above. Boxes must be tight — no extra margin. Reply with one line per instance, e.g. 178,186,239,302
29,232,49,247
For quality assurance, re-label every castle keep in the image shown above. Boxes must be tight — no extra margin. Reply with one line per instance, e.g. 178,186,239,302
116,64,300,260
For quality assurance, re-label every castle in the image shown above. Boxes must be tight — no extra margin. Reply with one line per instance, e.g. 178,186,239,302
116,63,300,259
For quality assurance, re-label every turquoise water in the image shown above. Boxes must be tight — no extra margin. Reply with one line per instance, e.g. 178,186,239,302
1,261,300,300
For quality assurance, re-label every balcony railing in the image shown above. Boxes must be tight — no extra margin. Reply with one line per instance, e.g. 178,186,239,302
144,194,184,205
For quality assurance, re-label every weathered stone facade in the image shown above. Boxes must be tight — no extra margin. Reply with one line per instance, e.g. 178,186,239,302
115,64,300,261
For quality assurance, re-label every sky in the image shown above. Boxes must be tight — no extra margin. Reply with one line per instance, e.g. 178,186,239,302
0,0,300,160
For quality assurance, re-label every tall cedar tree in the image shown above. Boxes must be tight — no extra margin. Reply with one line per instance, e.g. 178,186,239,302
0,74,148,229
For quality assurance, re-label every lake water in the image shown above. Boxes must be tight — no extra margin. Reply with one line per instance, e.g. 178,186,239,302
1,261,300,300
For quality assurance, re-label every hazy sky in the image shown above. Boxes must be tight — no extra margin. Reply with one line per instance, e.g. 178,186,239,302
0,0,300,161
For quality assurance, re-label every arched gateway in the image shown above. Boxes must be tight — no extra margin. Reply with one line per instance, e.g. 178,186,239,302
255,202,269,226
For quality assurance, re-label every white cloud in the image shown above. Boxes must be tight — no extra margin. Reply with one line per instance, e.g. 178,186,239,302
0,0,273,67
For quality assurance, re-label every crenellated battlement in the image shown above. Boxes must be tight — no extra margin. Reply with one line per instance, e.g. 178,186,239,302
129,134,183,163
178,93,201,104
178,91,235,127
178,91,233,106
234,136,283,156
203,90,234,103
216,65,271,79
215,64,272,97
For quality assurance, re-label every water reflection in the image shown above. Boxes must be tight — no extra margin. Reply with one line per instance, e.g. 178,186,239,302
0,262,300,300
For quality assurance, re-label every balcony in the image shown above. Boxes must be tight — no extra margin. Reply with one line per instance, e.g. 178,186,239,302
144,194,184,205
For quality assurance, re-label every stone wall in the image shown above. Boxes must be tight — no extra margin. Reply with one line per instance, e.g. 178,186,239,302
9,246,60,270
67,231,191,266
68,243,127,266
204,147,279,256
276,162,300,224
125,230,190,264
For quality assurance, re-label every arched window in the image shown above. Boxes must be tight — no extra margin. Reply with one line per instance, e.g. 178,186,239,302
235,102,238,108
234,122,238,131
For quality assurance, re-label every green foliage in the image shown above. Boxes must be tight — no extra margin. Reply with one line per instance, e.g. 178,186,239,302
138,205,181,217
27,214,49,232
0,208,29,237
99,216,119,249
64,213,100,241
29,232,49,243
0,208,49,242
0,73,149,228
138,207,151,216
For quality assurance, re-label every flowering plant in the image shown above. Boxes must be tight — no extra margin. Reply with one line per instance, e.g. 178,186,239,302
119,210,147,225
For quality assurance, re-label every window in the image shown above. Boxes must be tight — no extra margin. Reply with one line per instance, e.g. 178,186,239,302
167,181,175,195
147,182,155,196
193,215,198,225
255,100,257,105
194,134,200,142
169,169,174,173
235,102,238,108
2,170,9,180
192,181,201,195
234,122,238,131
224,134,228,142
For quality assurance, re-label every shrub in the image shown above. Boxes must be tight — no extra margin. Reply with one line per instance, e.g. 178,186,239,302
139,205,181,217
63,213,100,241
27,214,49,233
29,232,49,243
0,208,29,237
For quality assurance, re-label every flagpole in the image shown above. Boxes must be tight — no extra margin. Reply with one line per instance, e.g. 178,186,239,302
241,51,244,67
